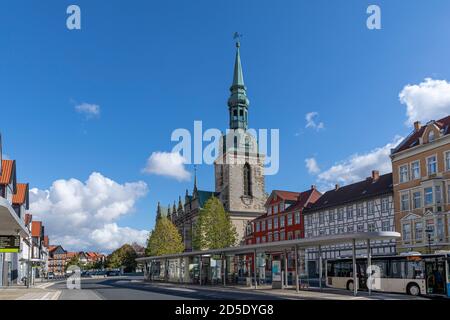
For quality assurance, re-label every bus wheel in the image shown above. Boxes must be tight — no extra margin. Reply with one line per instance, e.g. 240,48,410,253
346,280,354,291
407,283,420,296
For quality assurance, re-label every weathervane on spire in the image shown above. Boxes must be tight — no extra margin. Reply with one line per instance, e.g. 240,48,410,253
233,32,243,47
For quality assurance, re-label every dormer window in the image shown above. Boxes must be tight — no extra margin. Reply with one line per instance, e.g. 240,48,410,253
428,130,435,143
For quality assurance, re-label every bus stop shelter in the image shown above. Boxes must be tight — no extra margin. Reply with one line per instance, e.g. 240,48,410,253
136,231,401,296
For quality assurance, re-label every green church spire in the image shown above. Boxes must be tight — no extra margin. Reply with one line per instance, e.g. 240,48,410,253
228,35,250,130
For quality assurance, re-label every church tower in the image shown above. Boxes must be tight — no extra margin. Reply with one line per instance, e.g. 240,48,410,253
214,38,266,241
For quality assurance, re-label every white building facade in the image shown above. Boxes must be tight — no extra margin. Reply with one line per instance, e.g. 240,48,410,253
303,171,396,276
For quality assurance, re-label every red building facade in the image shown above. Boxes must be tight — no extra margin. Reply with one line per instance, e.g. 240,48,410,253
245,187,322,245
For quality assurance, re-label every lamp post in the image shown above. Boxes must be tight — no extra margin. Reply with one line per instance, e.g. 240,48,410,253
425,226,433,254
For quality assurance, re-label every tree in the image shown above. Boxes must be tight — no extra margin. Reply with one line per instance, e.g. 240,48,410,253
106,244,137,273
193,196,237,250
146,217,184,256
65,254,81,271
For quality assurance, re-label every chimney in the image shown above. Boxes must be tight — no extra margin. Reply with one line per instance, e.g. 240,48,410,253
311,185,316,190
414,121,421,132
335,184,340,191
372,170,380,181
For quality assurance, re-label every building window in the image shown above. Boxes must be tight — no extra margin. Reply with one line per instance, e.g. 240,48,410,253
346,206,353,219
381,198,389,213
437,217,444,241
446,151,450,171
413,191,422,209
319,213,324,224
347,225,354,233
399,164,409,183
424,187,433,206
274,217,279,229
415,221,423,241
401,192,410,211
268,219,272,230
411,161,420,180
256,221,260,232
427,156,437,175
287,214,293,226
436,185,442,204
356,203,364,217
287,232,293,240
268,233,273,242
243,163,252,196
402,223,411,241
367,201,375,215
337,208,344,221
262,236,266,243
357,224,364,232
256,237,260,244
338,227,344,234
319,229,325,236
368,223,376,232
295,212,300,224
382,220,390,231
261,220,266,231
280,231,285,241
295,230,301,239
274,205,278,214
274,232,279,241
280,216,285,228
428,130,435,142
328,210,335,222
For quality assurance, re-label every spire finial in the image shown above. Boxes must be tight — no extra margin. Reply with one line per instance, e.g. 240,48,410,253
193,165,198,196
228,32,249,130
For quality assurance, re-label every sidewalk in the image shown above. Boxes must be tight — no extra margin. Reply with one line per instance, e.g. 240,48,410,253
143,281,428,300
0,281,63,300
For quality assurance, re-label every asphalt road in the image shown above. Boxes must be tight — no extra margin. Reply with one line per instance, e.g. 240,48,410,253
49,276,290,300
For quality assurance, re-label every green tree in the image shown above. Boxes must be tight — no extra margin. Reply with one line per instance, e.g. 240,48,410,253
193,196,237,250
65,254,81,271
146,217,184,256
106,244,137,273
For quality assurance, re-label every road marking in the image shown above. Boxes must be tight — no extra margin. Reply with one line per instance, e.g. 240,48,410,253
164,287,197,293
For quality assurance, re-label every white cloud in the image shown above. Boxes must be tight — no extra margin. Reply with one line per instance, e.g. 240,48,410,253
75,103,101,119
312,136,403,189
399,78,450,126
142,151,190,181
305,158,320,174
305,112,324,131
29,172,149,252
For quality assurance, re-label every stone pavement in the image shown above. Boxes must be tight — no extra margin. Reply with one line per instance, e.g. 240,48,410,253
0,281,64,300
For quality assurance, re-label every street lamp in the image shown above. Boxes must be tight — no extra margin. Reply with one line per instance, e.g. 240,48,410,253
425,226,434,254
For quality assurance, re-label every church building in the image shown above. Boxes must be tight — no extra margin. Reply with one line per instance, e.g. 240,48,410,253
155,40,267,251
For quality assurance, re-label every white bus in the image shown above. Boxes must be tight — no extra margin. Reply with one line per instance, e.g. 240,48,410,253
326,253,450,297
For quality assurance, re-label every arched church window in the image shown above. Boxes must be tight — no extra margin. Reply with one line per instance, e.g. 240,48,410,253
239,109,244,120
243,162,252,196
233,109,238,120
245,136,250,157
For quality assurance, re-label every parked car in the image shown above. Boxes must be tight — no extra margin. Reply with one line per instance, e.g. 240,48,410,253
47,272,55,280
106,270,121,277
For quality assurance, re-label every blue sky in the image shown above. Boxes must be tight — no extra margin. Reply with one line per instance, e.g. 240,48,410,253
2,0,450,251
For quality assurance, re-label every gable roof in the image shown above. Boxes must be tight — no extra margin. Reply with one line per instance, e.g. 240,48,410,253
0,160,17,192
304,173,393,213
265,190,301,207
31,221,42,237
13,183,29,208
392,115,450,154
284,188,322,213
